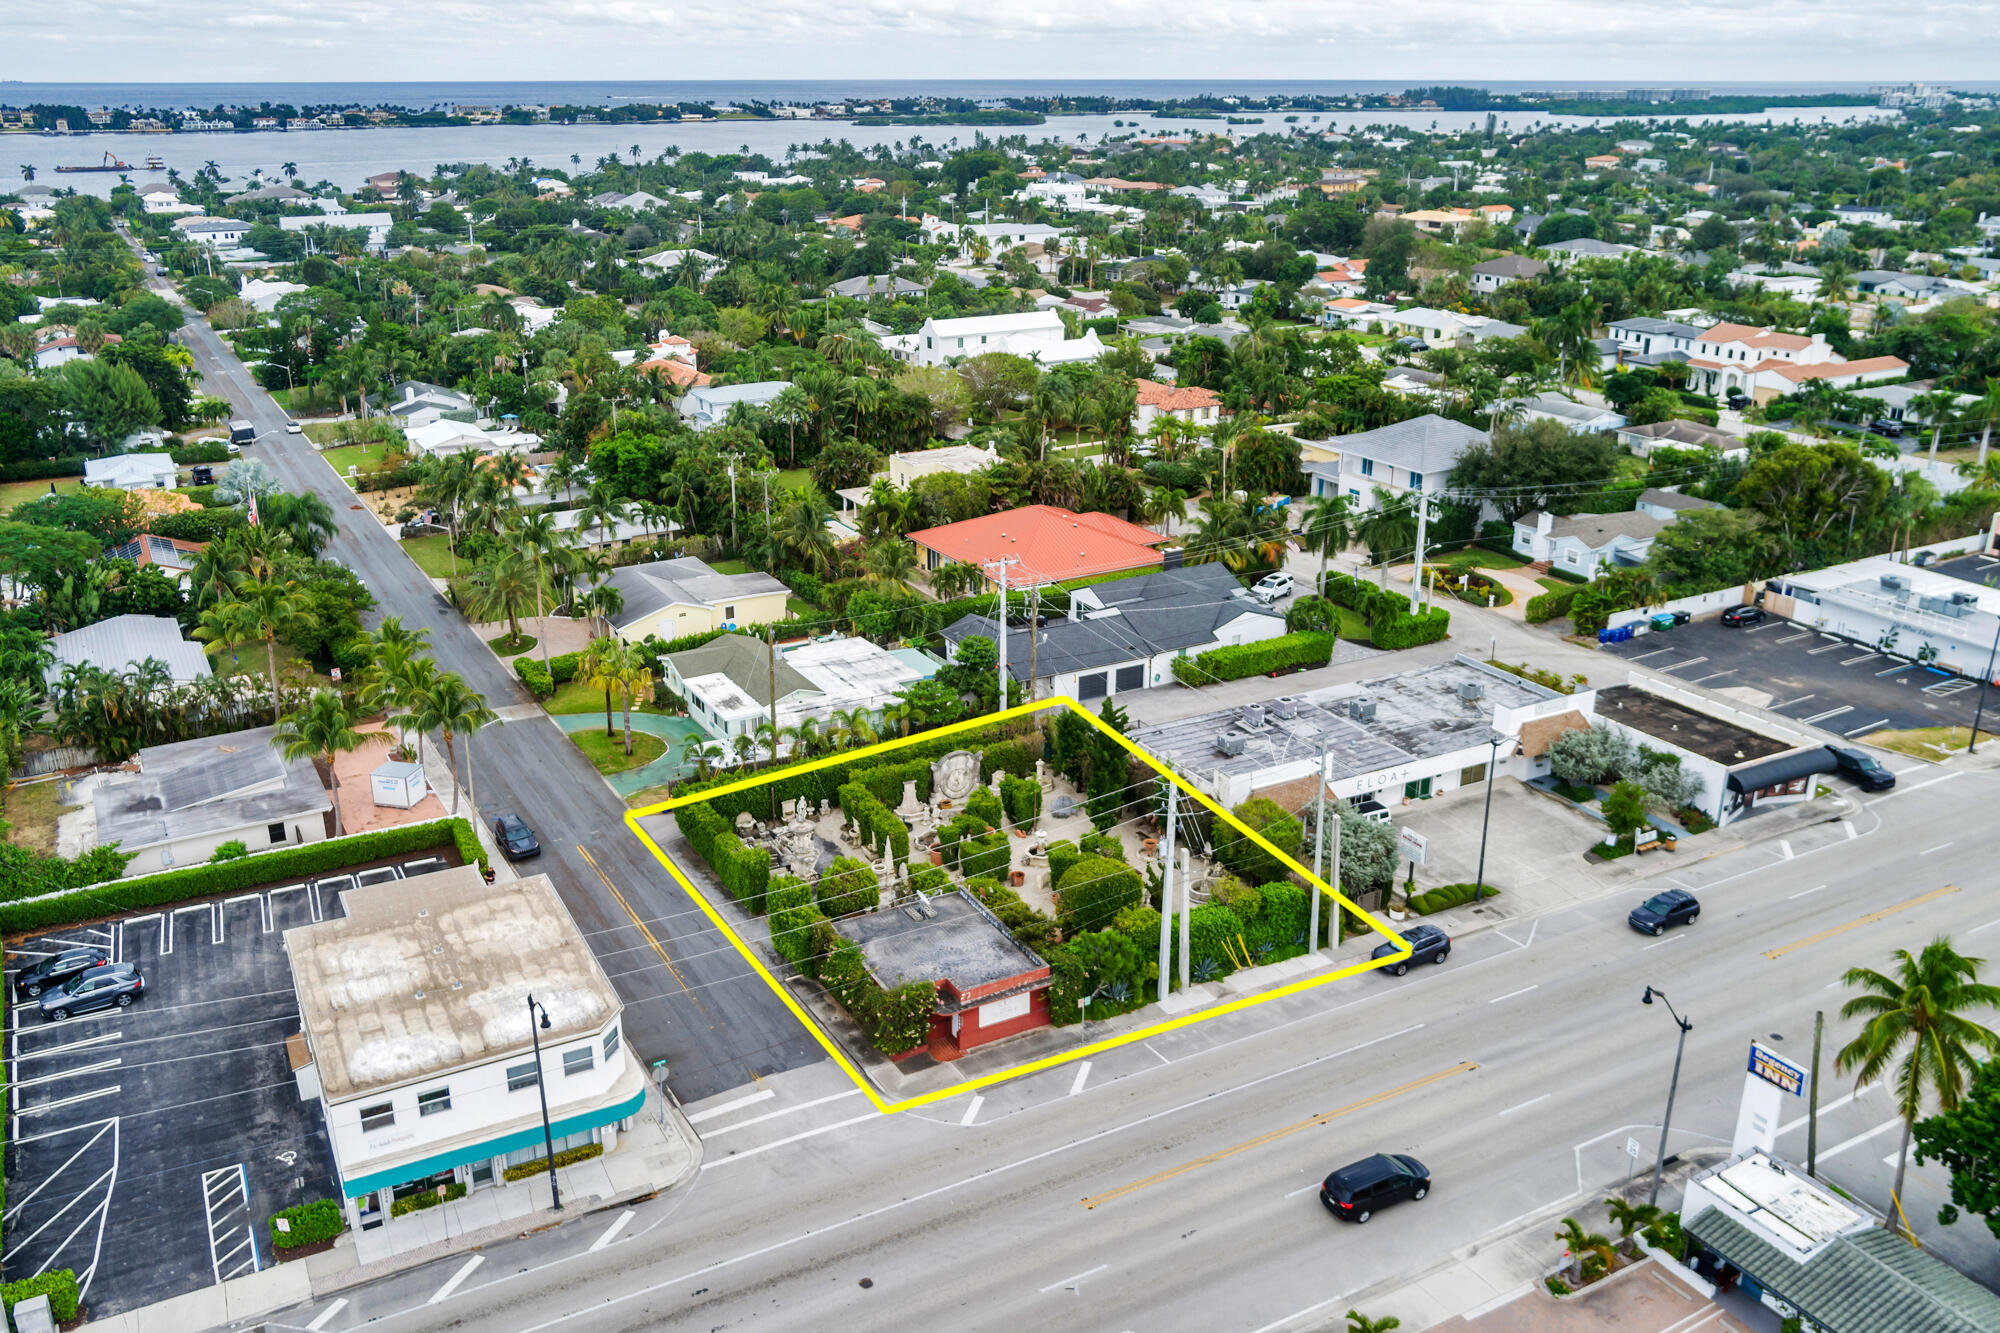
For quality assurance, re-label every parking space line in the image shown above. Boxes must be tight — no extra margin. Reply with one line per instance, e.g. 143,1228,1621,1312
1925,679,1976,697
305,1298,349,1331
1844,718,1891,736
1806,642,1846,656
1875,662,1916,677
14,1031,120,1062
212,902,224,945
2,1119,115,1223
1798,705,1853,724
1776,631,1813,643
428,1255,485,1304
1839,653,1880,666
11,1059,121,1091
1771,694,1814,711
1921,842,1954,856
15,1086,120,1118
1630,647,1676,661
309,882,324,922
1690,670,1735,685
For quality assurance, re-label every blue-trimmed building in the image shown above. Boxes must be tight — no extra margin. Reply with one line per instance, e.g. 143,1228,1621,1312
286,866,644,1231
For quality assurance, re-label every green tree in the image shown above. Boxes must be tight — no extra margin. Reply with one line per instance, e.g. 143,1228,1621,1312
406,672,497,815
1448,419,1618,524
59,357,161,449
193,579,317,725
1601,780,1650,841
463,547,545,642
1298,492,1354,594
1914,1058,2000,1242
271,690,388,837
1838,938,2000,1228
1643,507,1776,594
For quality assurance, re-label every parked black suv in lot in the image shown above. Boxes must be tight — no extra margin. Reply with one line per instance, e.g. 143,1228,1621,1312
1826,746,1895,792
495,814,541,860
1321,1153,1431,1223
1628,889,1701,936
39,963,145,1021
1720,605,1767,627
1370,924,1450,975
14,948,109,998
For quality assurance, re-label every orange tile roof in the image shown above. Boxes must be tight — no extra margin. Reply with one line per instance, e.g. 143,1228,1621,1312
907,505,1169,585
1134,379,1222,412
1767,355,1909,382
1700,322,1811,352
830,214,865,230
638,358,711,389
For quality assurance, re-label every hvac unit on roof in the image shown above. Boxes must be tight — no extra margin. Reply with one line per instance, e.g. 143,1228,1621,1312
1879,574,1910,594
1273,695,1301,720
1241,703,1266,730
1348,697,1377,723
1457,680,1486,702
1216,730,1249,757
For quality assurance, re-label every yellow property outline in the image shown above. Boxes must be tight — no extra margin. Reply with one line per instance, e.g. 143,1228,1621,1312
624,695,1411,1114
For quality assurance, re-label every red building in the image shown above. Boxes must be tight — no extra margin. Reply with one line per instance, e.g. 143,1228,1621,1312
906,504,1171,589
834,890,1051,1061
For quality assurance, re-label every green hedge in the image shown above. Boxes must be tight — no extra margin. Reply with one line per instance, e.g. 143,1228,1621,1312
960,830,1012,882
766,876,824,966
979,740,1041,781
502,1141,603,1181
1526,586,1579,623
1047,839,1080,887
269,1198,346,1251
390,1181,467,1215
171,440,232,464
817,856,881,917
710,831,771,914
847,758,932,809
515,655,555,699
0,819,479,934
1319,572,1454,650
1371,605,1451,651
1171,631,1337,685
0,1271,80,1324
1408,882,1499,914
965,786,1004,828
837,781,910,865
548,651,583,684
1056,854,1145,931
1001,774,1042,828
0,455,89,482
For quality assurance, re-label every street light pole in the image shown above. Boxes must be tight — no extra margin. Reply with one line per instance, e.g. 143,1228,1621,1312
1310,743,1330,951
1641,986,1692,1207
526,994,563,1211
1969,610,2000,753
1473,732,1512,903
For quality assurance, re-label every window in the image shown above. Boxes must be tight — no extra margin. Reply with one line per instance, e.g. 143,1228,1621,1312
1460,763,1488,786
360,1103,395,1132
1360,458,1375,477
267,822,287,845
506,1061,540,1092
723,605,736,620
1564,549,1582,566
604,1027,621,1060
564,1047,595,1077
418,1088,452,1117
1410,471,1424,489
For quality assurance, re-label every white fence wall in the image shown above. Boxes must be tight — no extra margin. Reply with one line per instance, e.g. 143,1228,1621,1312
1605,585,1753,632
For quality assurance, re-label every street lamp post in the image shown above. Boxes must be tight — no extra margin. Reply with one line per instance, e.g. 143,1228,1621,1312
1969,609,2000,753
1641,986,1693,1206
526,994,563,1211
1472,731,1513,903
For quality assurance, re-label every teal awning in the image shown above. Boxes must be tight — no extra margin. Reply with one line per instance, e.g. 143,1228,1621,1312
341,1088,646,1198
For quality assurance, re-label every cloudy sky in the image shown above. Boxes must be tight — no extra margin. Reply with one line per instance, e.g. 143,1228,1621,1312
4,0,1992,84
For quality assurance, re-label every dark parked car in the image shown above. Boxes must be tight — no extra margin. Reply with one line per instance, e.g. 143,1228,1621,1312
14,948,110,998
39,963,144,1021
1370,924,1450,976
1320,1153,1431,1223
1628,888,1700,936
1721,605,1767,627
1827,746,1895,791
1871,418,1906,438
494,814,541,860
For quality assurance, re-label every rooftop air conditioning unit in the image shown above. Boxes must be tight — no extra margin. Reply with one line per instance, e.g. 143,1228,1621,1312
1349,697,1377,724
1217,730,1249,757
1457,680,1486,702
1241,703,1266,730
1952,591,1979,606
1273,695,1300,720
1880,574,1910,594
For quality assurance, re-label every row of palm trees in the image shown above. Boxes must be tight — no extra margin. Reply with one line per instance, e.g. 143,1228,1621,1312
676,703,908,780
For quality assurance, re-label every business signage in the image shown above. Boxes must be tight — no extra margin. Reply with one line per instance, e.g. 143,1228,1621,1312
1397,827,1428,865
1747,1042,1806,1096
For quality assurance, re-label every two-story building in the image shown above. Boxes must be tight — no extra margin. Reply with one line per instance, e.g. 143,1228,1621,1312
1132,379,1224,433
1681,323,1911,404
1301,414,1489,511
1468,255,1548,294
883,311,1106,369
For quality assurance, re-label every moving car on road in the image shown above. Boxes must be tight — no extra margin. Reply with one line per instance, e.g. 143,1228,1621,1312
285,420,303,434
1628,888,1700,936
1370,924,1450,975
40,963,145,1022
1826,746,1895,791
1720,605,1767,627
1251,572,1295,603
14,948,110,998
1320,1153,1431,1223
495,814,541,860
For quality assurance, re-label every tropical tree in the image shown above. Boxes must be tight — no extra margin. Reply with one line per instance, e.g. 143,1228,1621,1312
271,690,389,837
406,672,497,815
581,635,654,755
1910,388,1964,465
1354,495,1420,581
1299,492,1354,593
463,547,545,643
1603,1198,1661,1258
1837,937,2000,1228
193,579,317,725
679,733,724,779
509,508,579,669
773,487,839,575
1554,1217,1615,1285
860,538,923,597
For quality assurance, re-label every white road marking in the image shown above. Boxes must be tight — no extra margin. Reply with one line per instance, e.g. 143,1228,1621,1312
1967,917,2000,936
1806,642,1846,656
1499,1094,1551,1117
684,1088,776,1124
305,1298,349,1331
1641,935,1684,951
1772,693,1815,710
1870,771,1963,803
1630,648,1676,661
1069,1061,1093,1096
1817,1118,1903,1163
1776,631,1812,644
1788,884,1831,900
13,1031,120,1061
1655,656,1709,674
1843,718,1891,736
1488,985,1539,1005
1920,842,1954,856
1690,671,1735,685
959,1095,985,1127
1039,1264,1108,1293
428,1254,485,1304
1284,1181,1323,1199
1843,820,1859,840
697,1088,866,1138
14,1086,120,1119
1840,653,1881,666
1799,705,1854,724
589,1210,635,1252
700,1111,884,1167
1142,1043,1171,1065
10,1059,120,1090
1778,1083,1875,1135
1779,840,1793,860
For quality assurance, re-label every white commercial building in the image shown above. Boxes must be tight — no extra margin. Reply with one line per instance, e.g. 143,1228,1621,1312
663,633,938,747
287,867,644,1231
884,310,1106,369
1767,555,2000,680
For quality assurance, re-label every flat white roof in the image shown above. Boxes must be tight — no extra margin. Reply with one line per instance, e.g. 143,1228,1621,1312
1706,1151,1866,1258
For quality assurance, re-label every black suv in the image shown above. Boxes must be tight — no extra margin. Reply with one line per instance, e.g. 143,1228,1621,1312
494,814,541,860
14,948,110,998
1826,746,1894,792
1628,889,1700,936
1721,605,1767,627
1370,924,1450,976
39,963,145,1021
1321,1153,1431,1223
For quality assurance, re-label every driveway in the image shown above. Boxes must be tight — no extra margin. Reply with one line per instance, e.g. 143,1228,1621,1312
1434,1259,1767,1332
1390,779,1646,911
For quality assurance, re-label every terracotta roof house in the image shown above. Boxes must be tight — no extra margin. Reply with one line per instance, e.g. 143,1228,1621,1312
907,505,1171,588
1132,378,1224,431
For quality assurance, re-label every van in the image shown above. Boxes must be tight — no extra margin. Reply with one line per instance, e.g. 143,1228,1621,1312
228,419,256,447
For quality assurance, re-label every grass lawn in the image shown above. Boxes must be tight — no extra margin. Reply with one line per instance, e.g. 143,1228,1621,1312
571,728,669,776
774,468,810,491
1437,545,1530,570
1538,575,1583,592
215,640,320,684
708,558,753,575
0,477,84,512
787,597,820,620
2,781,83,856
1858,726,1993,761
322,442,396,480
402,534,463,579
1332,605,1372,641
488,632,536,657
545,676,676,718
626,781,675,809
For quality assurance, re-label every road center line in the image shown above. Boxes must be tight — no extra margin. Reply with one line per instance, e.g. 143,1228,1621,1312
1764,886,1962,959
1499,1094,1551,1117
1487,985,1538,1005
1038,1263,1108,1294
1970,917,2000,936
428,1255,484,1304
589,1210,635,1252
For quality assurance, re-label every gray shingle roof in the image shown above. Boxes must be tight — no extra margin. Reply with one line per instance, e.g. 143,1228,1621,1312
93,725,330,852
1524,511,1668,547
1636,487,1721,512
46,614,212,685
607,557,789,632
1686,1208,2000,1333
1328,414,1489,475
665,632,813,706
1470,255,1548,278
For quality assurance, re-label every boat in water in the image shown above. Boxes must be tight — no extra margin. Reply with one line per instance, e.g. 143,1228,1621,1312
55,151,133,173
144,156,165,170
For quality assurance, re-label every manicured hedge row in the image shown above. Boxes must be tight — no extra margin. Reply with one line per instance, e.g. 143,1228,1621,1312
673,802,770,911
1409,882,1500,914
0,819,479,933
1001,775,1041,828
270,1198,346,1251
391,1181,467,1216
816,856,881,917
0,456,88,482
1371,605,1451,651
837,781,910,864
503,1142,603,1181
847,758,932,809
515,655,555,698
0,1271,80,1324
766,876,824,966
979,740,1042,782
1526,586,1579,624
1319,572,1453,650
1171,631,1336,685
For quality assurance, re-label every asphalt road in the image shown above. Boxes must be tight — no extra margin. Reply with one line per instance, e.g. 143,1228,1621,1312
272,753,2000,1333
142,247,822,1102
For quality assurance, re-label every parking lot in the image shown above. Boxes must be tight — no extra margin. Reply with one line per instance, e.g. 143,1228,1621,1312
1603,614,1991,741
2,853,449,1317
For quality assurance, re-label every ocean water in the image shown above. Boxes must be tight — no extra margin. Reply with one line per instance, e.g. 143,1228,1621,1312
0,79,1923,199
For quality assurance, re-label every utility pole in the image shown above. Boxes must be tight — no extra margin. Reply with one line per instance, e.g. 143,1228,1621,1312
1641,987,1693,1207
1178,838,1192,991
1807,1010,1824,1177
1158,780,1176,1001
1026,583,1041,701
766,626,781,819
724,453,741,553
983,556,1019,707
1408,493,1430,615
1310,743,1330,952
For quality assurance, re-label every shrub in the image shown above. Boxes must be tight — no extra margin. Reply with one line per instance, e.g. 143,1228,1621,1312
547,651,583,684
1407,882,1500,914
936,812,988,870
1056,854,1145,931
1486,659,1584,694
1215,796,1302,885
861,981,937,1054
0,456,88,483
151,506,246,542
1077,831,1126,862
209,840,249,863
1187,902,1247,981
817,856,881,917
1370,605,1451,651
502,1142,604,1181
514,654,555,699
1171,631,1337,685
1000,774,1042,828
0,1271,80,1323
390,1181,467,1215
1641,1213,1688,1260
1046,838,1080,886
710,832,771,914
1526,586,1578,624
1208,875,1263,922
766,877,823,966
907,865,952,896
965,786,1004,829
675,802,731,866
836,781,910,865
269,1198,346,1250
171,440,232,464
848,759,931,809
980,740,1041,780
959,830,1012,882
0,819,479,932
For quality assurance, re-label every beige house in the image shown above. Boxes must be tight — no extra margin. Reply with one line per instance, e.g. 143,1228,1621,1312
604,556,791,642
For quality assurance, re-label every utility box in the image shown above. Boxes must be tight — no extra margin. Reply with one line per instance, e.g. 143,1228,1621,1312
369,760,427,809
11,1293,55,1333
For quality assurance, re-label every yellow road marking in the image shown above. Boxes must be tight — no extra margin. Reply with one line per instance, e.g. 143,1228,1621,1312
1762,885,1961,959
1079,1061,1478,1209
577,843,700,1005
624,695,1412,1116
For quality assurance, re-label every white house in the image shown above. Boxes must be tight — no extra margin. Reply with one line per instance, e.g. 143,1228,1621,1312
637,248,724,281
1512,392,1627,433
1680,322,1910,404
884,311,1106,369
403,420,542,459
286,867,645,1232
1592,680,1820,827
1301,414,1489,510
679,381,792,430
1511,510,1669,578
83,453,178,490
45,613,211,686
664,633,937,746
239,277,308,314
1606,316,1705,364
173,217,251,248
1132,379,1224,432
1468,255,1548,294
279,212,394,251
1377,307,1526,346
916,214,1068,257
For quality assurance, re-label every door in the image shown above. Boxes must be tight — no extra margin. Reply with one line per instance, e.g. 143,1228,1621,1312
1079,672,1108,700
1114,664,1144,693
1403,777,1432,800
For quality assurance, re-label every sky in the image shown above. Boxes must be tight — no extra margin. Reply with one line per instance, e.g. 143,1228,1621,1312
3,0,1994,84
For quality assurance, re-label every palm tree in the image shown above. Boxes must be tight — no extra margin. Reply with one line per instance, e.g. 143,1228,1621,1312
407,672,497,815
1603,1198,1660,1258
1962,379,2000,469
193,580,317,725
1554,1217,1615,1285
1299,493,1354,594
574,483,630,552
271,691,389,838
860,538,923,597
463,547,545,644
679,733,723,779
509,508,578,670
773,488,839,575
1836,937,2000,1228
1354,495,1419,585
768,385,811,466
1910,388,1963,466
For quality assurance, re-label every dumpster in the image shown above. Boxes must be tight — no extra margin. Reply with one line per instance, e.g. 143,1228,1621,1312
1649,612,1677,632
